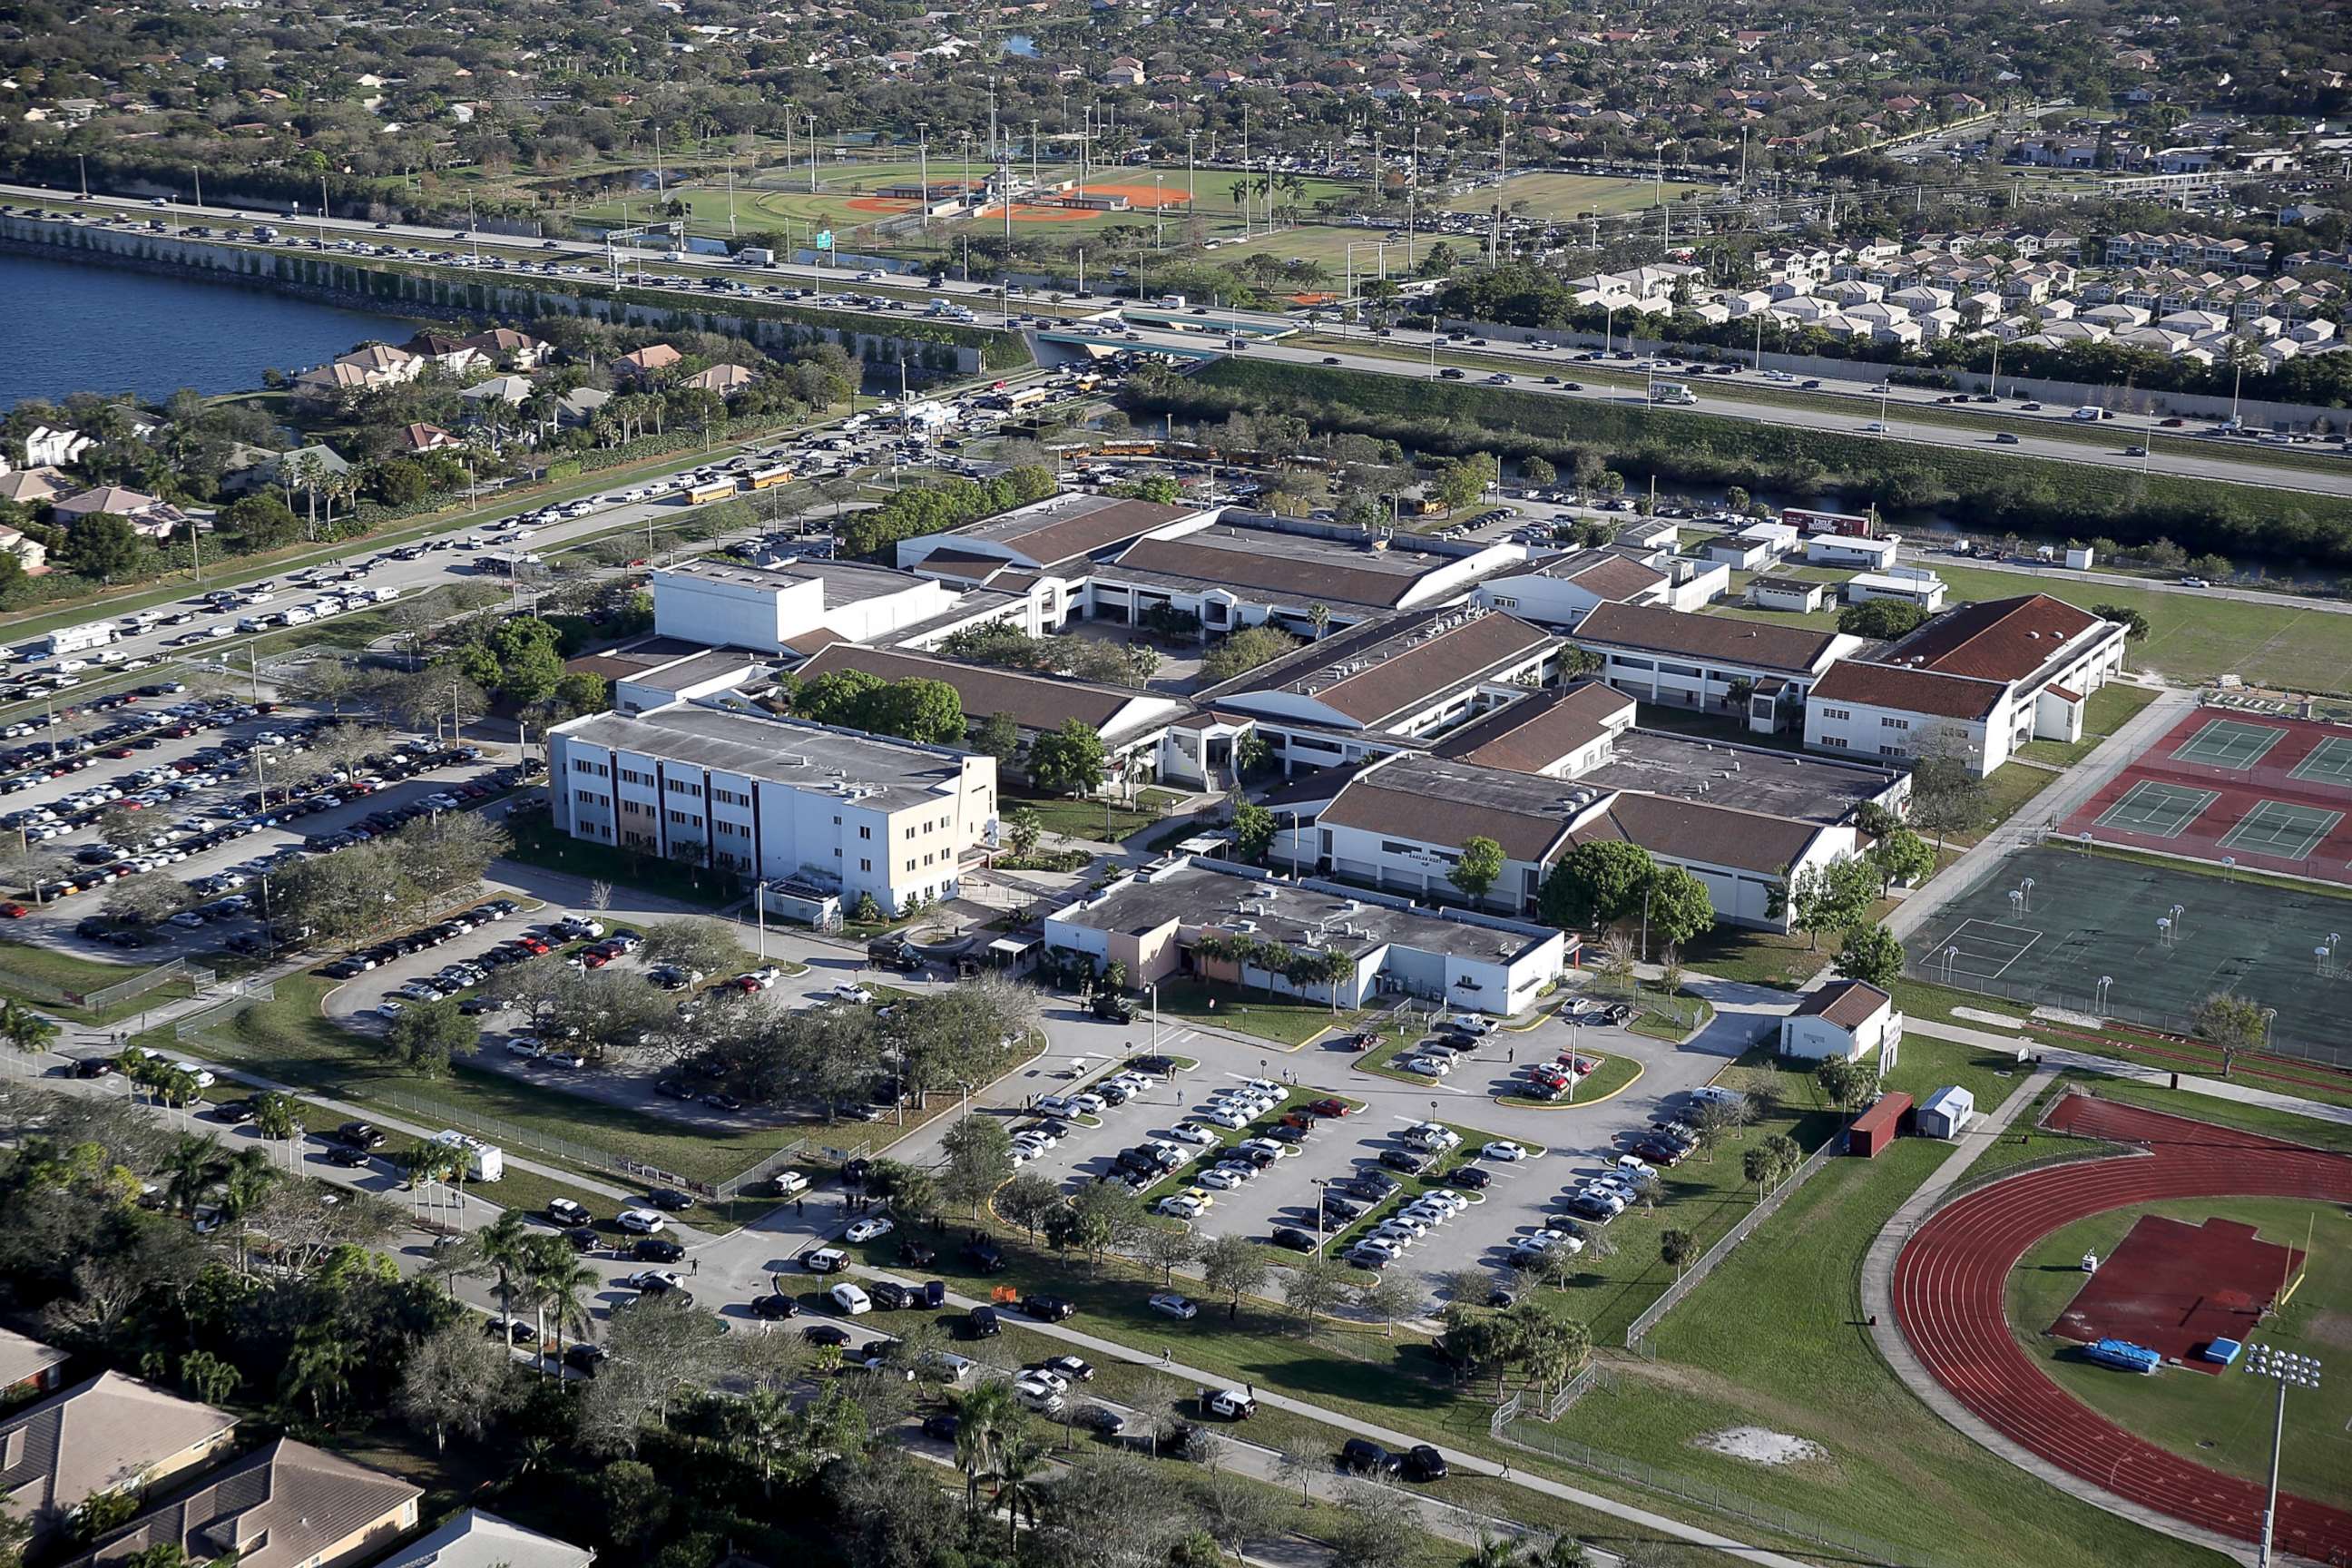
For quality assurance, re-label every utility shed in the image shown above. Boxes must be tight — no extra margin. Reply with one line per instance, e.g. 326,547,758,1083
1917,1084,1975,1140
1846,1091,1912,1158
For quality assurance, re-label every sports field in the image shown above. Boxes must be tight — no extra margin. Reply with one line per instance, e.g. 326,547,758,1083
2008,1195,2352,1508
2062,709,2352,887
1907,844,2352,1055
1441,171,1707,219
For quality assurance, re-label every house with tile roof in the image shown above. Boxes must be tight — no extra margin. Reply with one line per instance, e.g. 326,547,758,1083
64,1437,419,1568
0,1373,236,1542
1804,594,2127,775
0,1329,69,1401
369,1509,591,1568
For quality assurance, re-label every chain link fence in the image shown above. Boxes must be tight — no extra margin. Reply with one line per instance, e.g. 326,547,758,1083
64,957,213,1013
1622,1133,1839,1355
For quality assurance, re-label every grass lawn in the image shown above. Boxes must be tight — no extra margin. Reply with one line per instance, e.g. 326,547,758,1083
1932,565,2352,696
2015,681,2162,766
170,973,806,1199
1950,760,2063,846
1539,1036,2225,1568
2007,1194,2352,1507
1440,172,1706,219
503,810,745,909
1149,976,1361,1047
0,939,199,1024
1677,918,1862,989
1497,1051,1642,1110
1005,791,1163,846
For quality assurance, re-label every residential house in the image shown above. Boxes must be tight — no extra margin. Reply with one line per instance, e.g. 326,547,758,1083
681,363,760,396
64,1437,421,1568
613,344,684,384
459,328,552,368
398,333,487,377
369,1509,593,1568
23,426,94,469
329,344,423,387
397,424,463,454
0,525,49,573
50,487,185,540
0,1329,70,1400
0,1373,237,1541
0,469,68,507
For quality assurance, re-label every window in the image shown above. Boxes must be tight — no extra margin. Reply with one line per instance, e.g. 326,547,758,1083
1878,744,1906,757
858,826,871,840
1821,736,1849,749
1491,595,1517,608
619,767,652,787
1880,716,1910,730
859,858,871,873
571,759,608,778
1819,706,1851,720
1655,660,1702,679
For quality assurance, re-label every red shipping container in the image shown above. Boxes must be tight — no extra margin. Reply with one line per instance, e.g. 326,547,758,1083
1846,1091,1913,1159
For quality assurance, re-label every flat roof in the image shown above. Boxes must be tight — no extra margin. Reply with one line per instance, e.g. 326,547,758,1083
551,704,973,811
1324,755,1593,862
1580,729,1896,822
628,650,765,693
1054,859,1554,965
796,643,1171,740
658,555,933,609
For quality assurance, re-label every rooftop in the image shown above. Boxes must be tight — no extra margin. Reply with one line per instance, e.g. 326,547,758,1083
0,1328,68,1393
372,1511,592,1568
1575,602,1847,675
658,555,935,610
69,1437,419,1568
1877,593,2104,682
1579,729,1898,821
1792,979,1893,1029
1204,608,1553,730
1433,682,1634,773
1054,858,1557,965
1104,525,1455,609
551,703,978,810
0,1373,234,1525
1325,755,1595,862
794,644,1174,740
626,650,768,695
1567,790,1830,877
956,493,1200,569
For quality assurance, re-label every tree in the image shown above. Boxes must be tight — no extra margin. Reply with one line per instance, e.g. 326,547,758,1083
2092,603,2151,642
1838,599,1932,639
1229,801,1276,866
2191,992,2267,1076
381,996,475,1076
938,1114,1014,1217
0,998,58,1062
1199,1233,1268,1319
1864,826,1936,896
637,918,746,981
58,514,144,583
995,1172,1063,1242
1642,865,1714,954
396,1319,517,1451
1523,456,1557,486
1659,1227,1699,1281
1353,1270,1419,1338
1134,1224,1202,1287
1741,1143,1782,1200
1433,453,1498,513
1328,1483,1422,1568
973,710,1023,763
1815,1054,1878,1112
1779,858,1877,952
1908,753,1991,851
1025,718,1106,799
1449,836,1506,909
1538,840,1654,930
1003,806,1044,861
1279,1253,1351,1328
1199,625,1300,684
1836,924,1905,989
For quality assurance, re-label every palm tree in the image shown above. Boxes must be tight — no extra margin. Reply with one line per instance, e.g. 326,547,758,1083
732,1387,799,1495
526,1233,598,1374
471,1210,534,1324
993,1434,1051,1552
280,1322,359,1423
0,998,57,1065
951,1379,1022,1516
1308,603,1331,642
217,1149,279,1273
161,1133,227,1216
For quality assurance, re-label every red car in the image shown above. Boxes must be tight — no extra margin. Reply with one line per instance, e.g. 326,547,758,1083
581,950,612,969
1307,1097,1356,1119
0,904,26,919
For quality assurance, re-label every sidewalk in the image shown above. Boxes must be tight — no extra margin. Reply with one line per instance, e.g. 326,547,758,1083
925,1282,1817,1568
1854,1066,2259,1566
1905,1016,2352,1129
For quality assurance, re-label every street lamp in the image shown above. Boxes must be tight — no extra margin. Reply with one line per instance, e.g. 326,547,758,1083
2244,1342,2322,1568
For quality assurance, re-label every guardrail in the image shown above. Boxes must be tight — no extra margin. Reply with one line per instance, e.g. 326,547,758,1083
1622,1133,1839,1354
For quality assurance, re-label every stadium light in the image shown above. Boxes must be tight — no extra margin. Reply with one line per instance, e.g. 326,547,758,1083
2243,1343,2322,1568
2020,877,2035,912
2095,975,2113,1013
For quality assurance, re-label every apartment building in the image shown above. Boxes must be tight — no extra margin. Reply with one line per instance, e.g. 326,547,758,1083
547,703,996,916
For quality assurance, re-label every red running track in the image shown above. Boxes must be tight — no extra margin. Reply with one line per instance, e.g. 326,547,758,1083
1892,1095,2352,1562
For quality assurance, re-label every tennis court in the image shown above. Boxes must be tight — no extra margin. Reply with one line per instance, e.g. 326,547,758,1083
2062,708,2352,888
2217,800,2346,862
2288,735,2352,789
1907,846,2351,1058
2093,779,2218,839
2171,718,2287,770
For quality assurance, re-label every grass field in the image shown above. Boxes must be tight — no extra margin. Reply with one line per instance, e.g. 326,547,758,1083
1148,975,1362,1047
0,939,197,1024
1004,791,1163,846
2006,1194,2352,1508
2016,681,2163,766
1537,1037,2230,1568
503,812,745,909
1443,172,1706,219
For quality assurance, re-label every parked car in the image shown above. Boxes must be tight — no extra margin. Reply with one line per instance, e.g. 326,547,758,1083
1148,1291,1200,1320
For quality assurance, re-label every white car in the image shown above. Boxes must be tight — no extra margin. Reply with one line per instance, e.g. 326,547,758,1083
830,983,875,1004
1204,1108,1251,1131
830,1283,873,1316
1148,1291,1200,1320
1197,1167,1250,1191
1068,1093,1108,1116
1157,1193,1210,1220
1036,1093,1080,1117
801,1247,850,1274
1614,1154,1654,1179
1237,1136,1297,1161
624,1269,686,1292
616,1209,668,1234
1404,1122,1462,1152
1350,1237,1404,1261
1445,1014,1494,1037
1013,1127,1059,1151
1416,1189,1472,1214
1169,1122,1219,1145
1483,1141,1532,1163
1394,1055,1451,1077
1013,1374,1066,1413
844,1217,895,1243
1376,1214,1431,1240
773,1171,812,1197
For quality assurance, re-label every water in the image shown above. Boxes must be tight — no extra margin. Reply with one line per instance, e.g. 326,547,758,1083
0,250,423,408
1002,34,1039,55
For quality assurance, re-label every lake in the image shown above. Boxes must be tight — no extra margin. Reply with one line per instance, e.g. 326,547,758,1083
0,250,423,408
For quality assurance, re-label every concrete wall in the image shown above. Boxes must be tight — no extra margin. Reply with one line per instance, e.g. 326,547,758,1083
1435,315,2341,432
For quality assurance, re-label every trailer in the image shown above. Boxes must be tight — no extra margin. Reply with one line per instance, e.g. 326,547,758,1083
1650,381,1698,407
429,1129,504,1182
40,622,118,657
1781,506,1877,539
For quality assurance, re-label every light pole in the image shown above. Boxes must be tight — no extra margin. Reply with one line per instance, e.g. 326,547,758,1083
2244,1341,2321,1568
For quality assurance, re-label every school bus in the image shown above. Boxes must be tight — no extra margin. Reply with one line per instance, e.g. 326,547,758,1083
683,479,740,505
747,465,794,491
1094,441,1160,457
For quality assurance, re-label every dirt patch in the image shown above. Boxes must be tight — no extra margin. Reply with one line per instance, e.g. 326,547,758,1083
2306,1310,2352,1350
846,197,916,214
970,202,1102,224
1068,181,1192,208
1694,1426,1828,1466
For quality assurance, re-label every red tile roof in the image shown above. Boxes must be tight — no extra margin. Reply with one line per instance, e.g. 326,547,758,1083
1810,660,2004,720
1792,979,1891,1030
1878,594,2102,681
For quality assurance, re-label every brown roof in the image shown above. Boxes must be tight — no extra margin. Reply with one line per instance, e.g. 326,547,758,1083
1793,979,1892,1030
1320,776,1573,862
1810,660,2004,720
1878,594,2102,681
1568,791,1826,876
0,1330,66,1395
991,497,1193,569
1574,603,1844,676
910,546,1017,582
795,645,1160,736
0,1373,235,1529
616,344,681,372
70,1438,418,1568
1273,612,1552,728
1553,552,1667,601
1436,682,1633,774
1110,535,1420,608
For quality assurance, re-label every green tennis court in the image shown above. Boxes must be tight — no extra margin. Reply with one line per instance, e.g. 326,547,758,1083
2287,735,2352,789
1906,846,2352,1058
2093,779,2219,838
2217,800,2346,862
2171,718,2287,770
